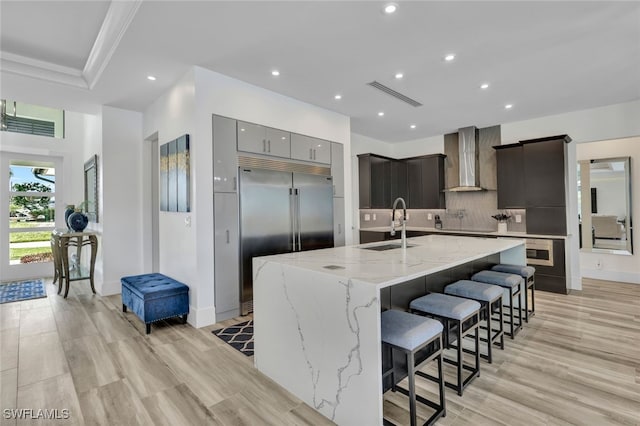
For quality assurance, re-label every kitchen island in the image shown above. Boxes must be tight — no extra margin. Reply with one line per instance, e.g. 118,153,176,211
253,235,525,425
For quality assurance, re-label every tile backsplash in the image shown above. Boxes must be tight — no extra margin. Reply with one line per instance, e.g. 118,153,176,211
360,191,526,233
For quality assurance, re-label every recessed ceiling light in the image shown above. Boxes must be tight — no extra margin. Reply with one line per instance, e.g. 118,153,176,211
334,94,342,100
395,73,403,79
378,112,385,117
147,75,156,81
410,124,416,129
505,104,513,109
383,3,397,14
271,70,280,76
480,83,489,90
444,54,456,62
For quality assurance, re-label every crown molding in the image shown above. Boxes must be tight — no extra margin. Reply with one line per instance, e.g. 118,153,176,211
0,0,142,91
0,51,88,88
83,0,143,89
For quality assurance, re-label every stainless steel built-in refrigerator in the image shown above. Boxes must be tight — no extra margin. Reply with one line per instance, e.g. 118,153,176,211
239,168,334,314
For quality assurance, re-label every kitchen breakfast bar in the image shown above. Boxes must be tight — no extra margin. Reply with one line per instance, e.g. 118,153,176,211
253,235,525,425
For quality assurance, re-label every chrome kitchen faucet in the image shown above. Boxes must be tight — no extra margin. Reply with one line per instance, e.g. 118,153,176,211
390,197,408,249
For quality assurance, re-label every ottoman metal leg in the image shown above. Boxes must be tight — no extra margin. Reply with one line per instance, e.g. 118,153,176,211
146,323,151,335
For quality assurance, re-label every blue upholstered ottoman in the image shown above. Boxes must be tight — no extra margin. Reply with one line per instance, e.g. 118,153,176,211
121,273,189,334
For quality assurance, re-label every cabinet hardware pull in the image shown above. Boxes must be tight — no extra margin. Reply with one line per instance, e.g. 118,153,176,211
313,149,316,160
309,148,312,159
263,139,266,152
268,140,271,152
226,230,230,243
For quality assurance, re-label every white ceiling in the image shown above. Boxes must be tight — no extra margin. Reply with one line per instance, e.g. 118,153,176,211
1,1,639,142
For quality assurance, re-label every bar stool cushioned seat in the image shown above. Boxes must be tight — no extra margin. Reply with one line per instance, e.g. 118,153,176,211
471,270,523,338
492,264,536,322
410,293,481,396
381,309,443,350
444,280,504,363
121,273,189,334
409,293,480,321
381,310,446,426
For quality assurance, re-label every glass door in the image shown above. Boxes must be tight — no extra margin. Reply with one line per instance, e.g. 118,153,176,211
1,153,62,281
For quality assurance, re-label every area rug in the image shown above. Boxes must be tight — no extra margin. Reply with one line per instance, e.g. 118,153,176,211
0,279,46,304
212,320,254,356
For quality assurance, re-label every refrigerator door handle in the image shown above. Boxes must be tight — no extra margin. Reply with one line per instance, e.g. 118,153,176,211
262,139,266,152
290,188,296,251
294,188,302,251
267,140,271,153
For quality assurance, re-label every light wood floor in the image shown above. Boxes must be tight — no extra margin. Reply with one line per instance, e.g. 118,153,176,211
1,278,639,425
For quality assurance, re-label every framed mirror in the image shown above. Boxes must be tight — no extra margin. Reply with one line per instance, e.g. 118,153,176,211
84,155,98,223
578,157,632,254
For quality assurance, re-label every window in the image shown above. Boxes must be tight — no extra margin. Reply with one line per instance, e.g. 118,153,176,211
9,162,56,264
1,99,64,138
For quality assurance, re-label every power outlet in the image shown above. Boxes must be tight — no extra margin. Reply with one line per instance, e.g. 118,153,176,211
515,214,522,223
364,214,371,221
596,258,603,270
427,213,433,220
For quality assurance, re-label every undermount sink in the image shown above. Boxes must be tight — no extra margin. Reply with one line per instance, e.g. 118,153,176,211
360,243,416,251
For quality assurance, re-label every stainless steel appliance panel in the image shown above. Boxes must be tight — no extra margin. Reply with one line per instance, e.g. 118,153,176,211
525,238,554,266
293,173,334,251
239,168,293,310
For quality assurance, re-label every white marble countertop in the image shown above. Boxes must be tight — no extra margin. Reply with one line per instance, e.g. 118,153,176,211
256,234,525,289
360,226,567,240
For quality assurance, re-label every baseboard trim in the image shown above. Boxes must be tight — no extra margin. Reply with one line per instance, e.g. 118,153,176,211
581,268,640,285
188,305,216,328
98,280,122,296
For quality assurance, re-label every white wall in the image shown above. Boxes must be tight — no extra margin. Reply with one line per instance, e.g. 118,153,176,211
577,136,640,284
143,69,198,320
143,67,351,327
99,106,145,295
0,111,93,281
591,174,627,217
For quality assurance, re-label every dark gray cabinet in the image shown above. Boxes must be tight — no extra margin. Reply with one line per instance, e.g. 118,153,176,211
359,153,446,209
358,154,393,209
495,144,524,208
522,137,568,207
406,154,446,209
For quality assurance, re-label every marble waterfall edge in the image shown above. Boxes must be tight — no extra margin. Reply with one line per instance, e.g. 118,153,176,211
253,259,382,425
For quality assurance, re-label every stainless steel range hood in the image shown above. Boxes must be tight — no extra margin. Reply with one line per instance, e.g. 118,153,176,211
447,126,486,192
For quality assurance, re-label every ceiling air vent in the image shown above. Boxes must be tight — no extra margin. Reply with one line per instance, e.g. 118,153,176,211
367,81,423,107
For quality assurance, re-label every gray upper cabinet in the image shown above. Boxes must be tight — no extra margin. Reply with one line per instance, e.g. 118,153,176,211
291,133,331,164
214,192,240,320
331,142,344,197
237,121,291,158
213,115,238,193
265,127,291,158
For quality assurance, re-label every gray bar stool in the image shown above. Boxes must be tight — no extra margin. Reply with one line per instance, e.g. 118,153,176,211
381,309,446,426
444,280,504,364
492,264,536,322
471,270,523,338
409,293,481,396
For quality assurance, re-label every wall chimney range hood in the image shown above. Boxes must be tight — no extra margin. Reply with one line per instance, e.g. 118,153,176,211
446,126,486,192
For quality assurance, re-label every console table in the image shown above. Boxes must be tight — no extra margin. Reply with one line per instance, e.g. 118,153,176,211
51,229,98,298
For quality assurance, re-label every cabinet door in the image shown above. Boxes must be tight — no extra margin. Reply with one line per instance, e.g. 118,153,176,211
265,127,291,158
312,139,331,164
331,143,344,197
213,115,238,193
291,133,315,161
214,193,240,320
406,158,423,208
333,197,345,247
496,145,525,208
391,160,408,203
421,156,445,209
523,139,566,207
371,156,392,208
237,121,267,154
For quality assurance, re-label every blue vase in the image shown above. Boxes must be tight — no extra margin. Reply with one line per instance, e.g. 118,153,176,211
67,212,88,232
64,207,75,230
